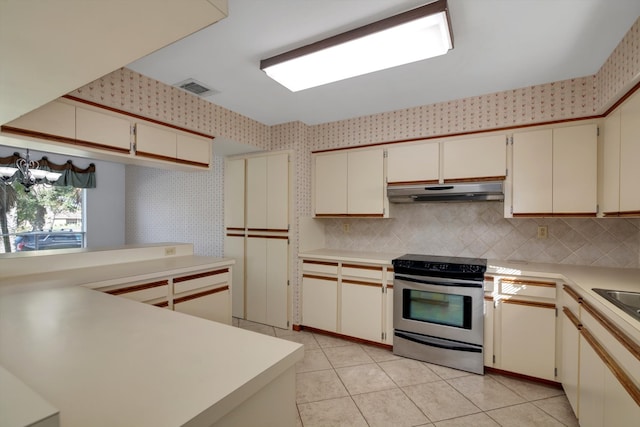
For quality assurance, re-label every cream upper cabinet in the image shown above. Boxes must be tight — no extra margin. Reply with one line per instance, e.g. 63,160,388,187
443,135,506,181
246,153,288,230
387,141,439,184
314,151,348,215
135,122,176,159
314,148,385,217
602,111,622,215
347,149,384,215
76,106,131,152
604,90,640,215
552,124,597,214
512,129,553,214
512,124,597,216
224,158,245,230
4,100,75,139
176,133,211,166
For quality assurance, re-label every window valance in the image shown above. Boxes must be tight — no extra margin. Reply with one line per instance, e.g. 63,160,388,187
0,152,96,188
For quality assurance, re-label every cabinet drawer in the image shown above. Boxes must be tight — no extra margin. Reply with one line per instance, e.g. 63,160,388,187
103,279,169,303
342,263,384,281
499,278,556,299
174,286,230,324
302,260,338,276
173,268,229,295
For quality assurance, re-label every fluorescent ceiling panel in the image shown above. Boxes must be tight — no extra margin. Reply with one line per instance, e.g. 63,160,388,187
261,0,453,92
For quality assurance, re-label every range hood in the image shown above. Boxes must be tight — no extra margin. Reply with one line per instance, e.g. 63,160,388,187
387,181,504,203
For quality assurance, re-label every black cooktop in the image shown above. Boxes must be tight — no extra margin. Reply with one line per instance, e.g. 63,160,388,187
392,254,487,280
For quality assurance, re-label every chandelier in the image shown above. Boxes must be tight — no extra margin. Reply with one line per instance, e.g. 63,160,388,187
0,149,62,192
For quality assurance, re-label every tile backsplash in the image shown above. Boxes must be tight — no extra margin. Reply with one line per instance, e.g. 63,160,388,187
322,202,640,268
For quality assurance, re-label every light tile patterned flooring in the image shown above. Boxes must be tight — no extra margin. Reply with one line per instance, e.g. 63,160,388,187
233,318,579,427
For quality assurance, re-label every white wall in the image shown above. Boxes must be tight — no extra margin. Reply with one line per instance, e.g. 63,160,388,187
124,156,224,257
84,160,126,248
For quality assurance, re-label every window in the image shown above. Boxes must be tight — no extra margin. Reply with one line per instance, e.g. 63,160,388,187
0,182,85,253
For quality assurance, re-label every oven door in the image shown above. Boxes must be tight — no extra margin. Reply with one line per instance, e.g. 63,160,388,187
393,273,484,346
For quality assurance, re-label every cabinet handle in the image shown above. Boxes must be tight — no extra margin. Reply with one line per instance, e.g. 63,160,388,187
174,268,229,283
105,280,168,295
174,286,229,304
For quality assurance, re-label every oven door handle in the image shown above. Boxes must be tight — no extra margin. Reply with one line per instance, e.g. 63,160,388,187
394,330,482,353
394,274,483,288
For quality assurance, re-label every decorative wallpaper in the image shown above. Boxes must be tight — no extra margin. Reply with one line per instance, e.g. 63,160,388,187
68,17,640,326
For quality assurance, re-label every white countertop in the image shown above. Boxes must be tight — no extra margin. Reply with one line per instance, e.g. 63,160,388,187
298,248,404,265
0,249,303,427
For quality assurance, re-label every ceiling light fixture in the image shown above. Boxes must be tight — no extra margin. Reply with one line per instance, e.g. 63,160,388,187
260,0,453,92
0,150,61,193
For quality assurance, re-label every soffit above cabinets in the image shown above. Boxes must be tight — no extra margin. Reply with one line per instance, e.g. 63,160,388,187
0,0,228,127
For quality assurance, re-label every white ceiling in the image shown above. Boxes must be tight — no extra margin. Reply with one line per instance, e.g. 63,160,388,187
130,1,639,127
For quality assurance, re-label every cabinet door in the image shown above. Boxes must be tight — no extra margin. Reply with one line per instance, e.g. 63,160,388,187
499,300,556,381
512,129,553,214
174,287,230,325
4,100,75,139
387,142,439,184
302,275,337,332
314,152,348,215
341,281,383,343
561,308,580,415
385,287,394,345
553,124,597,214
579,334,605,427
484,298,494,367
76,106,131,152
266,237,288,329
347,149,384,215
135,122,176,159
603,367,640,426
245,236,267,323
224,234,245,318
267,153,289,230
177,133,210,166
619,90,640,213
602,111,622,215
224,158,245,229
443,135,506,181
246,156,267,229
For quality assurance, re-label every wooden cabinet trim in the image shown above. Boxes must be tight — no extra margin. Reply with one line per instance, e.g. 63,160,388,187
484,295,494,301
444,176,506,183
247,228,289,232
562,306,582,330
501,279,556,288
581,299,640,362
562,285,582,303
174,268,229,284
105,280,169,295
387,179,439,186
173,285,229,304
1,126,131,155
303,260,339,267
226,233,245,237
303,274,337,282
581,326,640,406
153,301,169,308
247,234,288,240
314,213,385,218
513,213,597,218
502,299,556,309
342,278,382,288
342,263,384,271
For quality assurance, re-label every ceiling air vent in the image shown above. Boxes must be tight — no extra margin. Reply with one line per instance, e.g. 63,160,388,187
174,78,219,97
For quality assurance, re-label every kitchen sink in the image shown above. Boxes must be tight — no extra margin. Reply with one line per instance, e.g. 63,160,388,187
592,288,640,321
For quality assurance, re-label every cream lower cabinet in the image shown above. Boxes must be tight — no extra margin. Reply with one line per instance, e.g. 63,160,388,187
491,277,557,381
301,260,339,332
173,268,231,325
246,236,288,329
301,258,393,345
101,279,170,308
560,285,640,426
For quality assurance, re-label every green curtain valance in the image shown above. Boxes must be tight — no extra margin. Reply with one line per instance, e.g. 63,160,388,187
0,152,96,188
